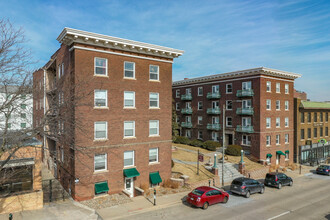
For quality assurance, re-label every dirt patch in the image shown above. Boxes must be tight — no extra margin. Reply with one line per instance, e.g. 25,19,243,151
80,193,131,210
172,163,214,183
172,148,211,162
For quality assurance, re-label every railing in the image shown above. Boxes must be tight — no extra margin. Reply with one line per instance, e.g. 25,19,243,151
207,108,221,114
236,125,254,133
181,94,192,101
181,108,193,114
207,123,221,131
236,108,254,115
236,89,254,97
181,122,193,128
207,92,221,99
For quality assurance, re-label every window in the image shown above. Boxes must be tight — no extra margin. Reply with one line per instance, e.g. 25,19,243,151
301,129,305,139
285,101,289,110
242,81,252,90
198,101,203,110
8,123,11,129
21,123,26,128
149,93,159,108
124,61,135,78
20,113,26,119
314,128,317,138
149,65,159,81
285,134,289,143
285,117,289,127
320,127,323,137
185,129,191,138
285,84,289,94
176,116,180,123
326,112,329,122
58,64,61,78
314,112,318,122
266,81,271,92
212,116,219,124
149,120,159,136
124,121,135,138
0,166,33,196
124,151,134,167
326,127,328,136
176,90,180,98
276,83,280,93
301,112,305,123
308,112,311,123
226,117,232,127
226,100,233,110
94,122,107,140
198,131,203,140
212,101,219,109
242,100,252,109
276,117,280,127
212,132,219,141
124,91,135,108
242,135,251,146
198,87,203,96
21,104,26,109
320,112,323,122
198,116,203,125
61,63,64,77
186,116,191,123
266,100,271,110
276,100,280,110
266,136,271,146
242,117,251,126
95,58,107,75
276,135,280,145
149,148,158,163
308,128,311,138
94,90,107,107
212,85,219,93
176,103,180,111
266,118,271,128
226,83,232,93
58,92,64,105
94,154,107,171
186,88,192,95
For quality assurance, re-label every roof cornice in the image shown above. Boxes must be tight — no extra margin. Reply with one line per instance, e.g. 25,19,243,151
57,28,184,59
172,67,301,86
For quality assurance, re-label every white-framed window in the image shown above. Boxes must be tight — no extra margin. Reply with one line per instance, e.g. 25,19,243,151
242,100,252,109
266,81,271,92
266,99,271,110
186,88,192,95
149,120,159,136
124,91,135,108
149,148,158,163
226,117,232,127
124,151,134,167
266,118,271,128
186,102,192,109
276,100,280,110
95,57,107,76
149,65,159,81
186,116,191,123
149,93,159,108
212,101,219,109
242,135,251,146
226,83,232,94
60,147,64,162
94,90,107,107
58,64,61,78
242,81,252,90
176,90,180,98
198,131,203,140
285,117,289,127
94,121,107,140
285,84,289,94
226,100,233,110
285,151,289,160
198,87,203,96
285,101,289,110
212,85,219,93
276,117,280,127
124,121,135,138
242,117,251,127
198,101,203,110
176,116,180,123
185,129,191,138
266,136,271,146
61,63,64,77
212,131,219,141
176,103,180,111
276,83,280,93
198,116,203,125
94,154,107,171
285,134,289,143
124,61,135,79
212,116,219,124
276,134,280,145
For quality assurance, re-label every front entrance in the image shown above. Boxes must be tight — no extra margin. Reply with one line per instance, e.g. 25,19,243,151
125,177,134,197
225,134,233,146
276,154,279,165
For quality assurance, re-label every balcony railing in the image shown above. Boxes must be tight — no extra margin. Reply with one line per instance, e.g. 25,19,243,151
181,94,192,101
236,108,254,115
236,89,254,97
207,108,221,114
236,125,254,133
181,108,193,114
207,92,221,99
207,123,221,131
181,122,192,128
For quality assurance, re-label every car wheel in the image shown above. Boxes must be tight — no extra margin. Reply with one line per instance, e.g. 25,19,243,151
289,181,293,186
278,183,282,189
222,197,228,204
202,202,209,210
260,187,265,194
245,191,250,198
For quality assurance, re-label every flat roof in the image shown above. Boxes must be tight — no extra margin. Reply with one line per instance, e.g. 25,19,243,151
300,100,330,109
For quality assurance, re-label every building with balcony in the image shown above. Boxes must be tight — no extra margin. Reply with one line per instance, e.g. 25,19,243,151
173,67,301,165
33,28,183,201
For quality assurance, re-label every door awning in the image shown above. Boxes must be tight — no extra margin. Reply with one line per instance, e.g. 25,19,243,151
123,168,140,178
150,172,162,185
276,151,286,156
266,153,272,158
95,182,109,194
285,150,289,153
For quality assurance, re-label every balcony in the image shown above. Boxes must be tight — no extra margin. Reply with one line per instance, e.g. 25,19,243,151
207,108,221,115
207,123,221,131
181,108,193,114
181,94,192,101
236,89,254,97
207,92,221,99
181,122,192,128
236,108,254,115
236,125,254,133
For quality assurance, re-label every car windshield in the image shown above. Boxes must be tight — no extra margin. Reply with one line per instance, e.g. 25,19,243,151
192,189,205,196
231,180,243,186
266,174,275,180
319,165,329,169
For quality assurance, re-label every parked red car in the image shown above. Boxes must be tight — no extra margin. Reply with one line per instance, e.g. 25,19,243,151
186,186,229,210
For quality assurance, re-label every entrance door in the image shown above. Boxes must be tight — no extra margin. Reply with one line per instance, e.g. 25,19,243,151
125,177,134,197
276,154,279,165
225,134,233,146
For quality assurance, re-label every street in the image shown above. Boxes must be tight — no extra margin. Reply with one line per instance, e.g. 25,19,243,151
127,173,330,220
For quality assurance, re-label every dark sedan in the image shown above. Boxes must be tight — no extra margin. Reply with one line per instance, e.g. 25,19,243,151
230,177,264,198
316,165,330,176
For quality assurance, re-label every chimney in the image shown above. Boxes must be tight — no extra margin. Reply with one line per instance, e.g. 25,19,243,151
184,78,189,80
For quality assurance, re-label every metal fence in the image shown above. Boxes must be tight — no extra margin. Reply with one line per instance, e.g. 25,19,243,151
42,178,70,203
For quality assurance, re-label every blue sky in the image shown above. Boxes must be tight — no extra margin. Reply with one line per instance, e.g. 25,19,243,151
1,0,330,101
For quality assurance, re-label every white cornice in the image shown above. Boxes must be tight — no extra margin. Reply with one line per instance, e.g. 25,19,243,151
57,28,184,59
172,67,301,86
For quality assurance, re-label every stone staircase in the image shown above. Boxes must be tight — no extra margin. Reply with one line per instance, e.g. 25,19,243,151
217,163,244,184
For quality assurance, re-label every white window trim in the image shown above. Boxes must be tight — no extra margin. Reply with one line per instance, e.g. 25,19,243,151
226,83,233,94
285,134,289,144
276,117,281,128
149,120,159,136
266,100,271,110
94,57,108,76
124,151,135,167
198,116,203,125
149,92,159,108
285,101,289,111
266,81,271,92
226,100,233,110
124,61,135,79
198,101,203,110
266,118,271,128
149,65,159,81
124,91,135,108
266,136,271,146
94,153,107,172
94,89,108,108
285,84,289,94
149,148,159,164
198,87,203,96
176,90,180,98
285,117,289,127
242,135,251,146
94,121,108,140
276,100,280,111
226,117,232,127
276,135,280,145
198,131,203,140
276,83,280,93
176,103,180,111
124,121,135,138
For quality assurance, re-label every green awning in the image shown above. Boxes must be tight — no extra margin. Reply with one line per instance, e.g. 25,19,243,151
266,153,272,158
150,172,162,185
276,151,286,156
95,182,109,194
123,168,140,178
285,150,289,154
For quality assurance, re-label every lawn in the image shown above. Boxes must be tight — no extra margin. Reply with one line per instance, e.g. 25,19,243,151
172,163,215,183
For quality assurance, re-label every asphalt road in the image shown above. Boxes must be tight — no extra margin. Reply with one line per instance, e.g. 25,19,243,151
129,173,330,220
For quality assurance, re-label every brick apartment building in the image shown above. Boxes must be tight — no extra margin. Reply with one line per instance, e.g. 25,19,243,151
173,67,301,166
294,92,330,164
33,28,183,201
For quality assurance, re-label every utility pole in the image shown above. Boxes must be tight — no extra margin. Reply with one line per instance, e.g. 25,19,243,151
222,104,225,187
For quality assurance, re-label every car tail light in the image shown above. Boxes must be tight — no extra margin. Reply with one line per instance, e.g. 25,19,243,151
197,197,201,202
241,186,246,189
275,176,278,181
326,170,329,172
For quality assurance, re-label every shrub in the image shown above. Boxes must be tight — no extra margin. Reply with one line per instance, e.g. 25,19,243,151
174,136,191,145
225,145,242,156
190,139,203,148
202,140,221,151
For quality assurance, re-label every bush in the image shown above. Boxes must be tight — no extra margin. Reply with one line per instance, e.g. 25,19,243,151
202,140,221,151
190,139,203,148
225,145,242,156
174,136,191,145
